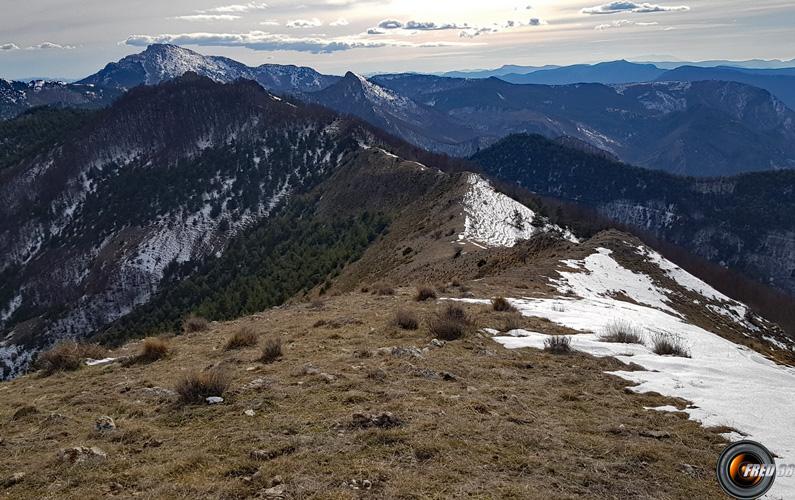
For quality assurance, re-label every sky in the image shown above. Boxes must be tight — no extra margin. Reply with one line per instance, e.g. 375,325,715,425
1,0,794,79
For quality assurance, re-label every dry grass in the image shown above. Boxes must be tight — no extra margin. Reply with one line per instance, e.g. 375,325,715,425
259,337,282,363
491,296,516,312
600,320,645,345
372,283,395,296
224,327,258,350
394,309,419,330
544,335,572,354
140,337,170,362
652,333,691,358
414,286,437,302
175,369,231,404
35,340,106,375
428,304,471,341
182,314,210,333
0,292,728,499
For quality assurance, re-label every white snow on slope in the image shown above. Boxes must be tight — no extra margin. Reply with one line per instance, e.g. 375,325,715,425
555,247,678,315
453,247,795,499
458,174,577,247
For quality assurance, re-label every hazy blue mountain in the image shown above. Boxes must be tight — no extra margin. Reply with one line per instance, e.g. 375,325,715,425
500,60,665,85
440,64,559,79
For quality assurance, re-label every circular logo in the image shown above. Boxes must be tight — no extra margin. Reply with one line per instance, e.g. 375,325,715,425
717,440,777,499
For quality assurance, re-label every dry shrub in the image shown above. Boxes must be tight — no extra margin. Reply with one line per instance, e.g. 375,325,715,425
175,369,231,404
428,304,471,341
501,313,523,333
260,337,283,364
140,337,170,362
600,320,645,345
372,283,395,296
491,297,516,312
415,286,437,302
182,314,209,333
394,309,419,330
652,333,691,358
544,336,572,354
36,340,107,375
225,327,258,350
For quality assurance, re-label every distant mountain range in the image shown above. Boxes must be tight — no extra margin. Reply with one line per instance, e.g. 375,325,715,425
3,45,795,177
498,61,795,109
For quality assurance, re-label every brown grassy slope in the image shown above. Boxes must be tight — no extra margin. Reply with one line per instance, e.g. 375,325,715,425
0,290,728,499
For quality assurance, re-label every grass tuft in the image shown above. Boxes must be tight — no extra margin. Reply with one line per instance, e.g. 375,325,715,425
544,336,572,354
651,333,691,358
225,327,258,350
36,340,106,375
394,309,419,330
175,369,231,405
414,286,437,302
182,314,209,333
428,304,471,341
491,297,516,312
260,337,283,364
140,337,170,362
600,320,645,345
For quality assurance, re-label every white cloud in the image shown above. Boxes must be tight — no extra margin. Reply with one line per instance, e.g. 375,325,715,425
1,43,20,51
330,18,349,27
204,2,269,13
124,31,471,54
28,42,75,50
459,18,545,38
174,14,242,21
286,18,323,28
259,19,279,26
583,2,690,15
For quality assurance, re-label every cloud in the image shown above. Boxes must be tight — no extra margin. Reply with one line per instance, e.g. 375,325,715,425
286,18,323,28
259,20,279,26
582,2,690,15
377,19,403,30
459,18,545,38
367,28,385,35
204,2,269,13
404,21,470,31
174,14,242,21
28,42,75,50
1,43,20,51
329,18,349,27
124,31,470,54
594,19,659,29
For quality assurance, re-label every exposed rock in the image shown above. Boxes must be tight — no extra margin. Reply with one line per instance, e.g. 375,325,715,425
261,484,285,498
1,472,24,488
351,411,402,429
139,387,178,400
57,446,107,464
640,430,671,439
95,416,116,432
378,346,424,358
240,377,270,391
206,396,224,405
244,409,256,417
319,373,336,383
440,371,458,381
429,339,446,348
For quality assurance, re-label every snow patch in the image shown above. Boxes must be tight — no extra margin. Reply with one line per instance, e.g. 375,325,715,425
458,174,577,247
